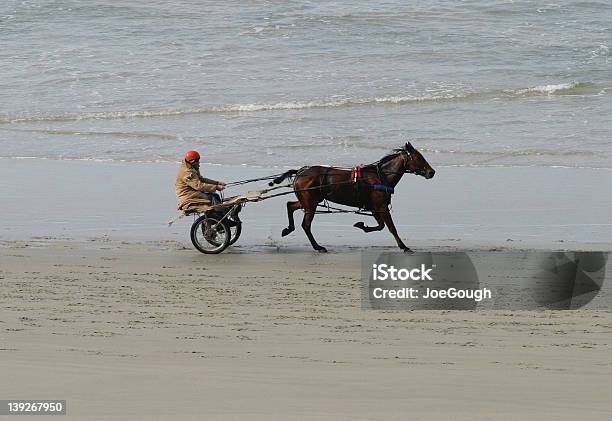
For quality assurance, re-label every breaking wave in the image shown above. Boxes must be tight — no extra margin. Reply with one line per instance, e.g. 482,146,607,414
506,81,596,96
0,93,467,124
210,93,468,112
0,82,607,124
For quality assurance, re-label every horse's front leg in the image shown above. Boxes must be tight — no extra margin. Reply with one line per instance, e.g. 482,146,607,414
354,212,385,233
381,209,412,253
282,201,302,237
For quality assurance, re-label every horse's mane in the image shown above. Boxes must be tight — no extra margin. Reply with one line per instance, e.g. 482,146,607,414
364,145,407,169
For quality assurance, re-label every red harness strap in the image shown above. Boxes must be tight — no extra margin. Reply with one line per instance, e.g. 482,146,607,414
350,166,362,182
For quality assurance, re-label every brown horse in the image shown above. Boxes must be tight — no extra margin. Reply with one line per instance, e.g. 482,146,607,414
270,142,435,253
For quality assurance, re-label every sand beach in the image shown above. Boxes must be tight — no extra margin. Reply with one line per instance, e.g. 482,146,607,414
1,159,611,419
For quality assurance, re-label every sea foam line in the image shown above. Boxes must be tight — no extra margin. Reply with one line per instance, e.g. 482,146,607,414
507,81,593,95
0,82,605,124
0,93,466,124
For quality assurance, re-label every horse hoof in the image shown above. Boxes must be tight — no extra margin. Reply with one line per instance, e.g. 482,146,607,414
317,247,328,253
281,228,292,237
353,222,365,230
402,248,414,254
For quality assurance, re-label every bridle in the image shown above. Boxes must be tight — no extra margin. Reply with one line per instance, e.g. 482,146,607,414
375,150,419,182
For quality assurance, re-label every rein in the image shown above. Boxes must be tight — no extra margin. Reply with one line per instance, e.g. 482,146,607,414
226,151,411,187
225,173,286,187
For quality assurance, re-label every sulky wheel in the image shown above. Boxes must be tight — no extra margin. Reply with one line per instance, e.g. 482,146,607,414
190,214,231,254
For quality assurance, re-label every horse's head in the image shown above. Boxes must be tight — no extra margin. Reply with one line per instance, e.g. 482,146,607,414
396,142,435,179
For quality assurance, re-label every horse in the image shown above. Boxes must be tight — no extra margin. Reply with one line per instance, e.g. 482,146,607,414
270,142,435,253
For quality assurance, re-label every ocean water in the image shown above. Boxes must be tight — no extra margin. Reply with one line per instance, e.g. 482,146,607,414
1,0,611,169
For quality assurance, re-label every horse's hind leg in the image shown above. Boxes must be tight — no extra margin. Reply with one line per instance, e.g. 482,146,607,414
301,210,327,253
282,201,302,237
381,210,412,253
354,212,385,233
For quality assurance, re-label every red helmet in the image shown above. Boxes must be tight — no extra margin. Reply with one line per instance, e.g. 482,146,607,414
184,150,200,162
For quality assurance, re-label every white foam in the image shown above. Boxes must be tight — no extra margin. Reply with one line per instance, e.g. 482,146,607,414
211,94,465,113
513,82,582,95
0,94,462,123
0,82,604,125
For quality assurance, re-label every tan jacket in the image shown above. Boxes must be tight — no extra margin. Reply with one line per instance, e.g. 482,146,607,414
175,161,220,210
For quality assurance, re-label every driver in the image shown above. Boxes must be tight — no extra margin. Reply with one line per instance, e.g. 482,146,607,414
175,150,226,210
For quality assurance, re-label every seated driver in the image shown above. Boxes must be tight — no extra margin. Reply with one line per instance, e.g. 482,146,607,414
175,150,226,210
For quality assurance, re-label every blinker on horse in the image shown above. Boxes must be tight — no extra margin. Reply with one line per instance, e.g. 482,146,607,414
270,142,435,253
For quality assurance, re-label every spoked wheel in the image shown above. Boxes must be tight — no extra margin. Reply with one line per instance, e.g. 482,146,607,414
207,216,241,246
190,214,231,254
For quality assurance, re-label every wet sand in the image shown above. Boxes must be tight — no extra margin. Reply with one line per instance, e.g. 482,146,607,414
1,239,612,420
1,158,611,245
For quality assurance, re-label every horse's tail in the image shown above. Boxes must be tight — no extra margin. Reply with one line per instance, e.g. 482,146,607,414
269,169,299,186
